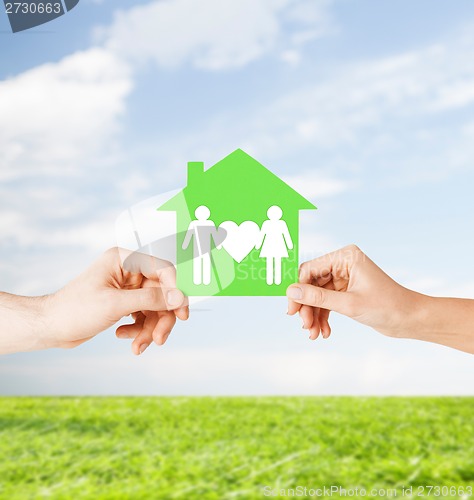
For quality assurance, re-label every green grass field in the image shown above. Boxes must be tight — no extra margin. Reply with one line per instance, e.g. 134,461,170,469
0,397,473,499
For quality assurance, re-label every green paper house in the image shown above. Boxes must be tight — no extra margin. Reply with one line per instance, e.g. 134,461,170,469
158,149,316,296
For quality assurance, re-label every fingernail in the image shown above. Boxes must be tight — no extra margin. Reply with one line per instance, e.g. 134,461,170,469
139,343,149,355
287,287,303,300
301,320,306,329
167,289,183,307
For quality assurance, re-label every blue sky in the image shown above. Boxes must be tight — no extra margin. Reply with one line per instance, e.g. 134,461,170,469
1,0,473,395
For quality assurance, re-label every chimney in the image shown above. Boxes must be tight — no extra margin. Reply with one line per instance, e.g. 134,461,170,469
187,161,204,186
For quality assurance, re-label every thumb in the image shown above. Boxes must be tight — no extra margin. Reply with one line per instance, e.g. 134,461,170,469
286,284,357,317
114,287,186,317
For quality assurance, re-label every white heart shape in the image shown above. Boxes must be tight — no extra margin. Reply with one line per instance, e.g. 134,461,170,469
219,221,261,263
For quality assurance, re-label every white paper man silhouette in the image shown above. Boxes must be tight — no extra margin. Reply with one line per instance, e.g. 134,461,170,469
182,205,221,285
255,206,293,285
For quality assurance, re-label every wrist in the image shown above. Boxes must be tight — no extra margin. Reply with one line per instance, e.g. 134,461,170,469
399,291,433,340
38,291,68,349
0,292,53,353
36,293,60,349
382,288,432,340
24,294,55,350
397,292,452,345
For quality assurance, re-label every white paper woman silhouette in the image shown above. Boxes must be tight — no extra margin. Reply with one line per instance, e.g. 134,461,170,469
255,206,294,285
182,206,221,285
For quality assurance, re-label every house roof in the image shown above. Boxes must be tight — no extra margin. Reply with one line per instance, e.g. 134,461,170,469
158,149,317,217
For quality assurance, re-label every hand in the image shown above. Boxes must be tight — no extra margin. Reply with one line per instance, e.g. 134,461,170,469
286,244,422,341
46,248,188,354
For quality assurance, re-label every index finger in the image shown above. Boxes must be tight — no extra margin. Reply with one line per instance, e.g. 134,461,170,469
287,272,332,315
120,249,175,283
288,246,359,316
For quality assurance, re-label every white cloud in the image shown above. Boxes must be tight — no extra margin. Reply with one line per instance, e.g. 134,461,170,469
298,231,342,262
101,0,334,70
401,277,444,295
3,1,474,398
0,46,134,296
0,47,132,181
280,49,302,66
428,281,474,300
258,44,474,151
149,29,474,188
445,283,474,299
0,204,116,294
429,79,474,112
283,172,351,200
1,344,472,395
0,0,337,280
393,275,474,300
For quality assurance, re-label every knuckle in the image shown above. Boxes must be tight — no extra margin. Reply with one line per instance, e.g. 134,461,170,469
158,260,176,278
146,255,176,283
345,244,361,254
298,262,311,281
144,286,163,308
104,247,119,261
156,257,174,269
335,245,363,277
307,285,324,307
